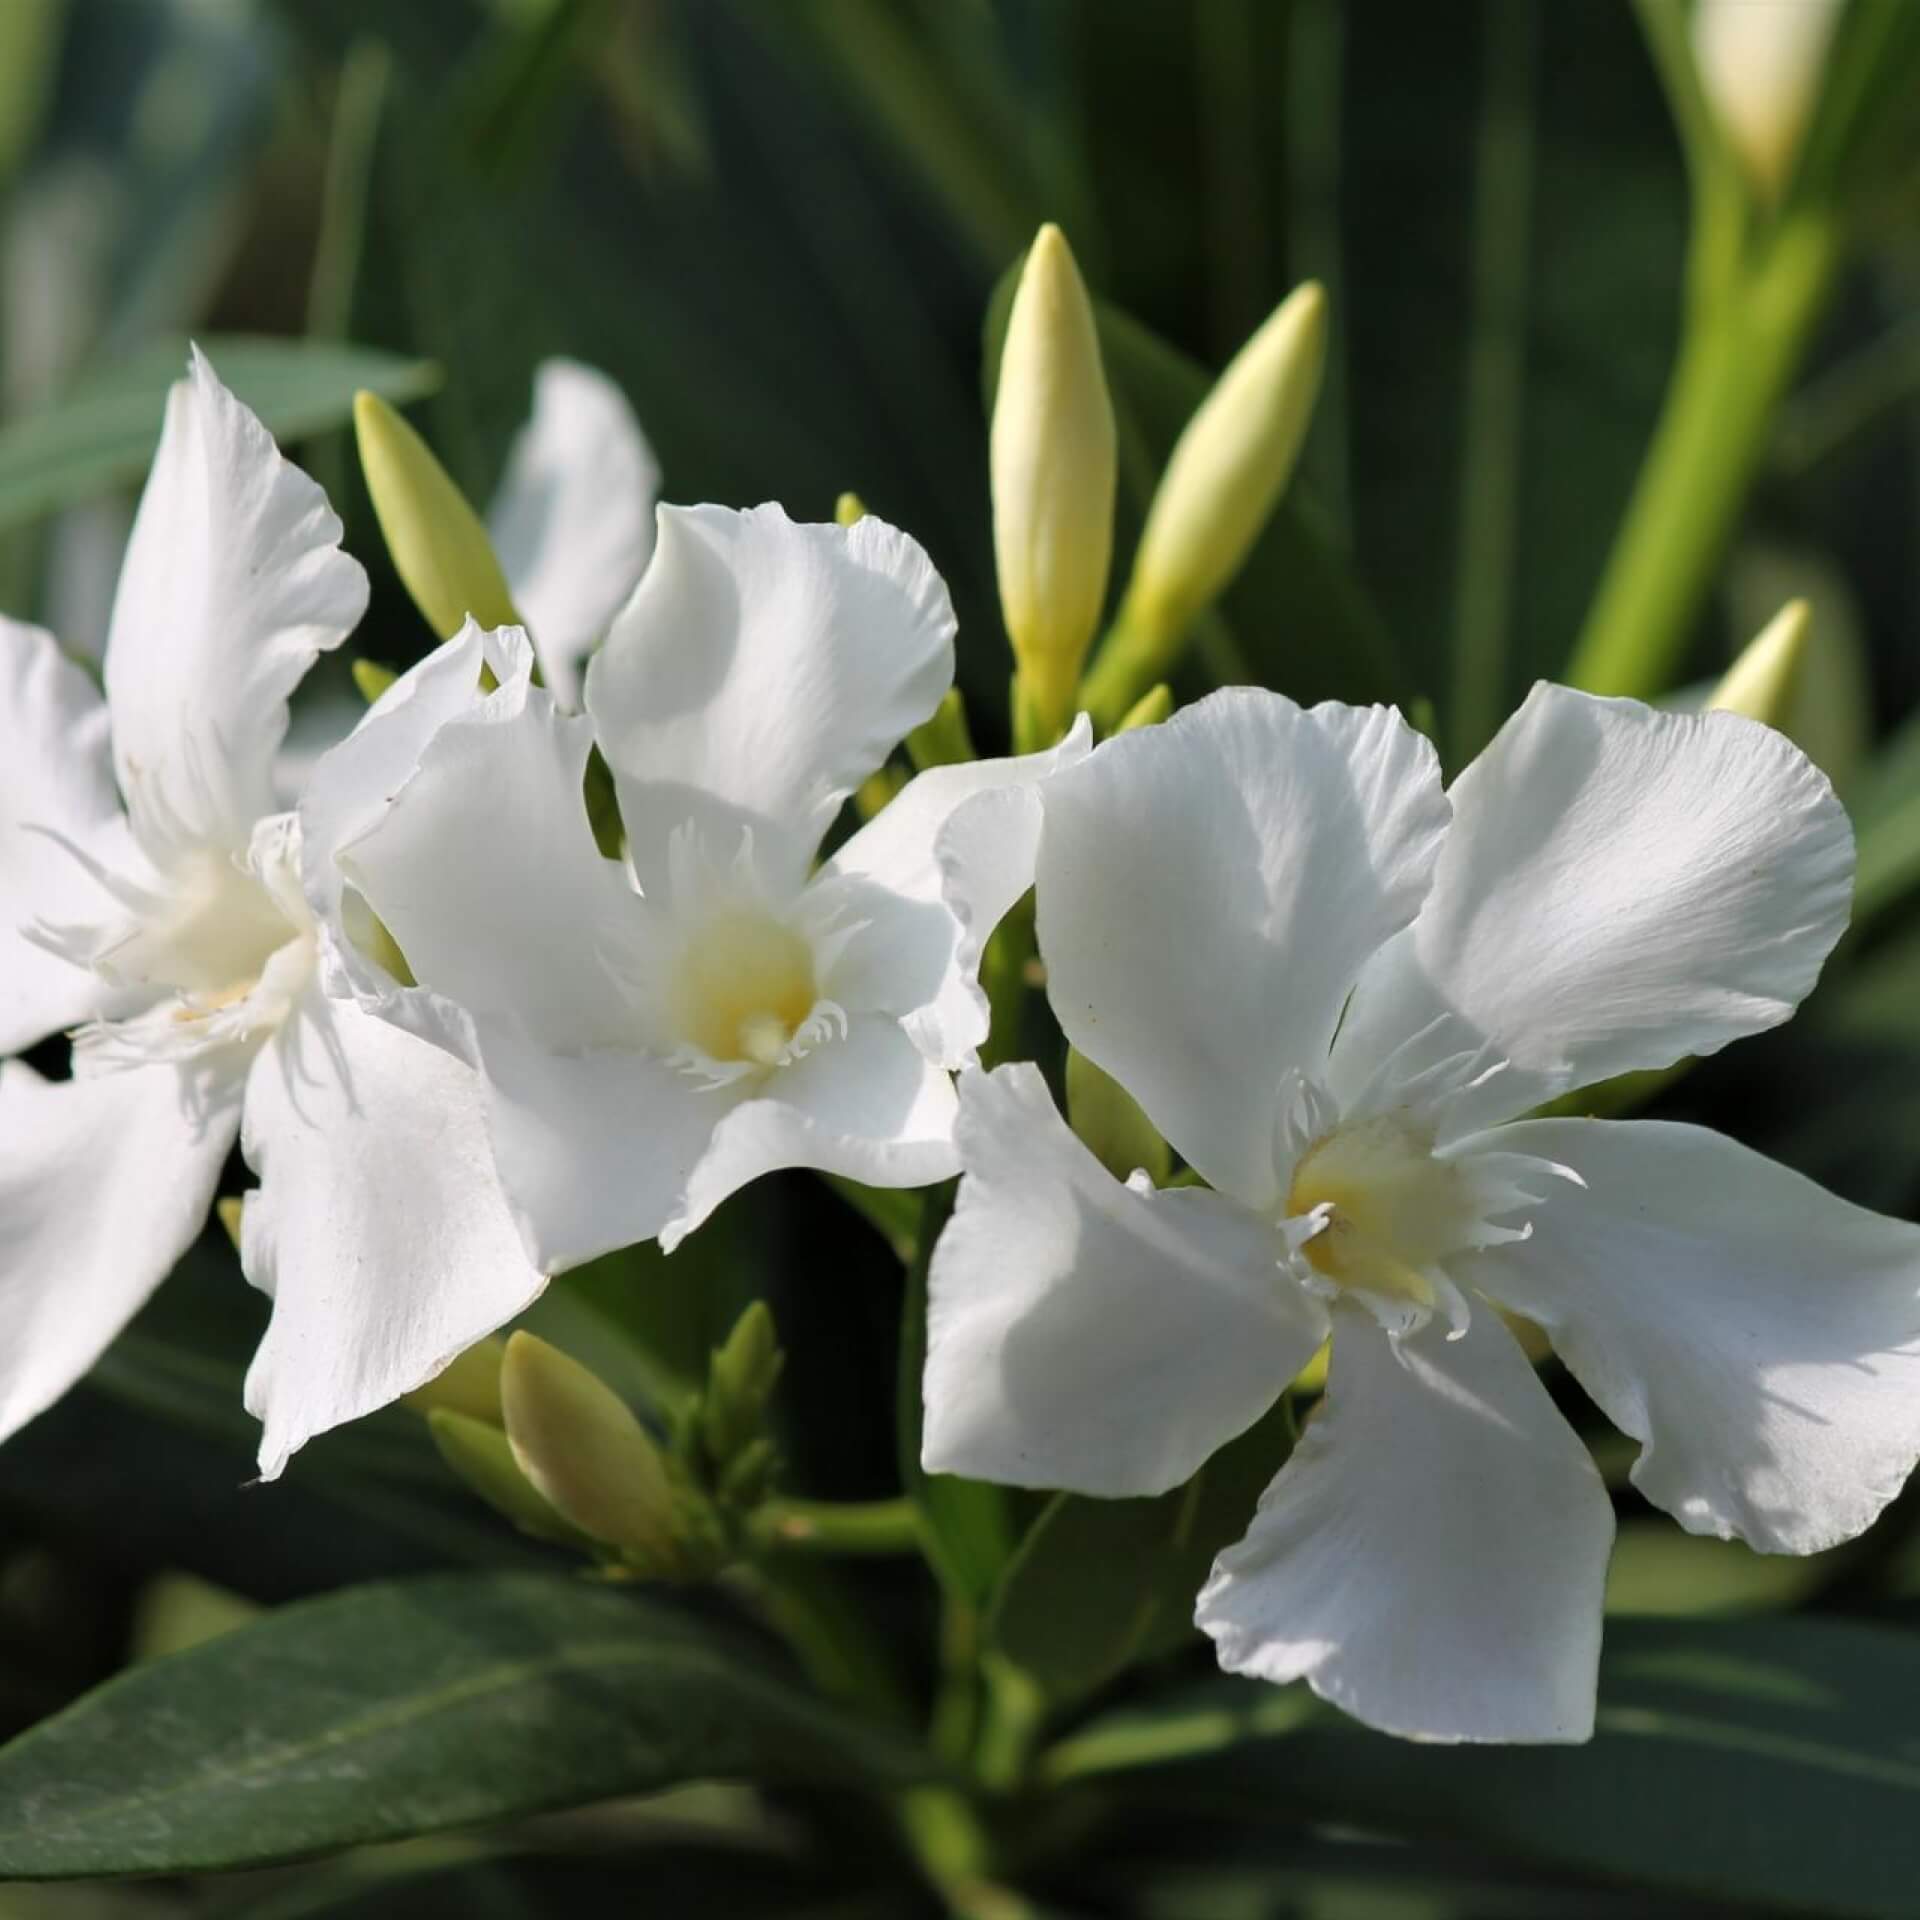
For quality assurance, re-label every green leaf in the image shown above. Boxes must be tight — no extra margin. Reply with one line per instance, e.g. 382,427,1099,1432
0,336,439,534
1061,1615,1920,1919
985,1397,1295,1706
0,1572,929,1878
897,1184,1015,1607
983,262,1410,714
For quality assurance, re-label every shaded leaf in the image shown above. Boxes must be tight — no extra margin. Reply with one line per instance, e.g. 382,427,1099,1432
0,1572,929,1878
0,336,438,533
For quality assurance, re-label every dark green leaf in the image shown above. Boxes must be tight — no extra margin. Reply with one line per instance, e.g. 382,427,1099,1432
1060,1615,1920,1918
985,1398,1295,1705
0,1572,929,1877
0,336,439,533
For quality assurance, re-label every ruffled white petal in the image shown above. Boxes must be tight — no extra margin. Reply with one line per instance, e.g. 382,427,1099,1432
104,348,368,863
1467,1118,1920,1555
340,638,643,1056
1330,684,1854,1130
921,1063,1325,1497
488,359,660,709
818,716,1093,1064
1196,1306,1613,1743
0,1056,241,1442
0,619,124,1050
1037,689,1448,1209
474,1018,740,1274
662,1015,959,1251
585,504,956,895
240,985,546,1479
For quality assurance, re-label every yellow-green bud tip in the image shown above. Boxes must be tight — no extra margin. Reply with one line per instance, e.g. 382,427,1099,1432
992,223,1117,743
834,491,867,527
1123,279,1328,650
354,390,519,642
1709,598,1809,727
499,1332,678,1562
1114,684,1173,734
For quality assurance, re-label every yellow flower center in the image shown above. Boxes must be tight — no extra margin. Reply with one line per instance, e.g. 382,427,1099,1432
672,909,819,1067
1286,1114,1479,1309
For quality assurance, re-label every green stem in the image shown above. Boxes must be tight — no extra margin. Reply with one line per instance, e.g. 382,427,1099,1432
972,1656,1045,1795
1564,211,1843,700
749,1497,923,1556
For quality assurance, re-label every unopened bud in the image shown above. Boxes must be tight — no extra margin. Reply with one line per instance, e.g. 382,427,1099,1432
835,491,868,527
700,1301,784,1475
354,391,518,641
1691,0,1842,203
1115,683,1172,733
500,1332,680,1565
906,688,977,771
429,1408,596,1549
215,1196,244,1252
1067,1046,1171,1188
402,1335,507,1425
1709,598,1809,728
351,658,398,705
992,224,1116,744
1114,283,1326,683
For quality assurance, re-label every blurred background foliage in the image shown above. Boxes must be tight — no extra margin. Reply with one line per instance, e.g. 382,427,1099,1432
7,0,1920,1914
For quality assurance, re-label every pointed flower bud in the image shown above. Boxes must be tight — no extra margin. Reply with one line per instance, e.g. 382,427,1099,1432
835,491,868,527
354,391,518,640
1115,683,1173,734
351,658,399,705
402,1334,508,1425
1093,283,1326,727
1691,0,1843,203
699,1301,785,1477
499,1332,681,1566
1709,598,1809,728
992,224,1117,745
1066,1045,1171,1188
428,1408,596,1549
906,687,977,771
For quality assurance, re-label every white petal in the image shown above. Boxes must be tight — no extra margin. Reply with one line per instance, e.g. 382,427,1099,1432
104,349,368,863
1466,1117,1920,1554
921,1062,1325,1497
475,1018,738,1274
585,504,956,894
488,359,660,709
1197,1307,1613,1743
240,987,546,1479
340,640,643,1056
821,716,1093,1065
0,619,123,1050
1330,684,1853,1130
0,1056,241,1442
662,1015,959,1251
1037,689,1448,1209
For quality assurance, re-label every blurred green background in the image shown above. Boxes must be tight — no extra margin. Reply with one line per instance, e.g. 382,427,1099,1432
6,1,1920,1914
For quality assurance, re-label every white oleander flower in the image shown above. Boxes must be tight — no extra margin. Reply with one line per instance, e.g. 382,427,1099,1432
488,358,660,708
338,502,1090,1271
0,350,542,1478
922,683,1920,1744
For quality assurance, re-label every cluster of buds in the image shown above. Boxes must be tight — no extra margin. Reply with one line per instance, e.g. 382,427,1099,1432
414,1303,785,1584
990,225,1327,745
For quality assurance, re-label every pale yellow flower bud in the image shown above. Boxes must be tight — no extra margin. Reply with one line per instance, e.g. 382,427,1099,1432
835,491,868,527
1709,597,1809,727
401,1334,508,1426
353,390,518,641
1691,0,1843,203
499,1332,681,1566
1125,281,1327,650
992,224,1117,744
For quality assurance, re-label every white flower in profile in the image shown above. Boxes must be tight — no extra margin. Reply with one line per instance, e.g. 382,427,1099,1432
922,684,1920,1743
338,502,1089,1272
488,358,660,708
0,351,542,1478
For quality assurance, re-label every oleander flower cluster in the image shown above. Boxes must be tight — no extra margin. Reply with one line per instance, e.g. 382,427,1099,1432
4,344,1920,1751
